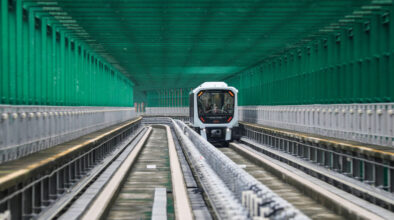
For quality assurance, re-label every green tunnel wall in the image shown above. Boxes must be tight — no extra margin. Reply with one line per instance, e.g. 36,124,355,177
227,7,394,106
145,88,192,107
0,1,134,107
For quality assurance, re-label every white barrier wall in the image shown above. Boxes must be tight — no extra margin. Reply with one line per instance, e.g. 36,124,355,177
136,104,394,147
0,105,136,163
144,107,188,116
239,103,394,147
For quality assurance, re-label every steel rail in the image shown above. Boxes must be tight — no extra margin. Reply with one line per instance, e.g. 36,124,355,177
165,125,193,220
38,127,148,219
80,126,152,219
0,118,142,219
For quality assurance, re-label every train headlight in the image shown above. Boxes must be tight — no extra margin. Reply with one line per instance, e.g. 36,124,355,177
226,128,230,132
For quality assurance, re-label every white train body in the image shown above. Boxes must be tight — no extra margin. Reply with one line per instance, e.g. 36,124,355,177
189,82,239,143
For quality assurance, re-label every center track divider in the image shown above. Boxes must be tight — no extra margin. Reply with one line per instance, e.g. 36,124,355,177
172,119,307,219
171,120,248,219
81,127,153,219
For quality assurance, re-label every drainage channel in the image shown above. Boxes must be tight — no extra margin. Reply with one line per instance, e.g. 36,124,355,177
219,147,343,220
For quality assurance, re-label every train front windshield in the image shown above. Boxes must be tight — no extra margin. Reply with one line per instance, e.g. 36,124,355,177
197,90,234,123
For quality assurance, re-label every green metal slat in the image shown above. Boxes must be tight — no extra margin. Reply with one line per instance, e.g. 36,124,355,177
72,43,77,105
66,34,71,105
35,16,42,105
1,0,9,104
9,4,16,104
16,0,23,105
88,54,92,105
54,28,59,105
85,52,89,105
93,58,97,105
28,8,35,104
63,34,68,105
73,43,78,105
60,31,65,105
51,25,57,104
390,7,393,101
83,50,87,105
22,10,29,104
0,1,2,103
66,36,71,105
79,46,84,105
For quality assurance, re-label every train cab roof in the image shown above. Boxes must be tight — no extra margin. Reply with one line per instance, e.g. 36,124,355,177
191,82,238,94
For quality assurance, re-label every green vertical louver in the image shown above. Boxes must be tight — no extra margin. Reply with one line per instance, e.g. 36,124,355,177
227,5,393,106
0,1,133,106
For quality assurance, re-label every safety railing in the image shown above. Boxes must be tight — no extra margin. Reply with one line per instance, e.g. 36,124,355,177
0,105,136,163
173,119,307,219
142,116,189,125
0,118,142,219
239,103,394,147
143,107,188,116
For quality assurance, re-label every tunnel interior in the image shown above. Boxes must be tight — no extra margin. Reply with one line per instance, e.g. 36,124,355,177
1,0,393,107
1,2,394,219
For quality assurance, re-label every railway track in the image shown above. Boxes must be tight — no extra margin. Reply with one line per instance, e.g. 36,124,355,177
57,125,194,220
175,119,394,219
2,117,394,219
219,147,342,220
226,141,394,220
106,126,175,219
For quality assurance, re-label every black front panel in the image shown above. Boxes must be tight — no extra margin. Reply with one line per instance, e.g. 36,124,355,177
206,127,226,142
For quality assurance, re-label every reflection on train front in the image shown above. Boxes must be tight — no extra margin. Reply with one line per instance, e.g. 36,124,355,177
197,90,234,123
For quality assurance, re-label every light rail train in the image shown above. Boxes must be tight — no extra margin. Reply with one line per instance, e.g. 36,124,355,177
189,82,240,145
